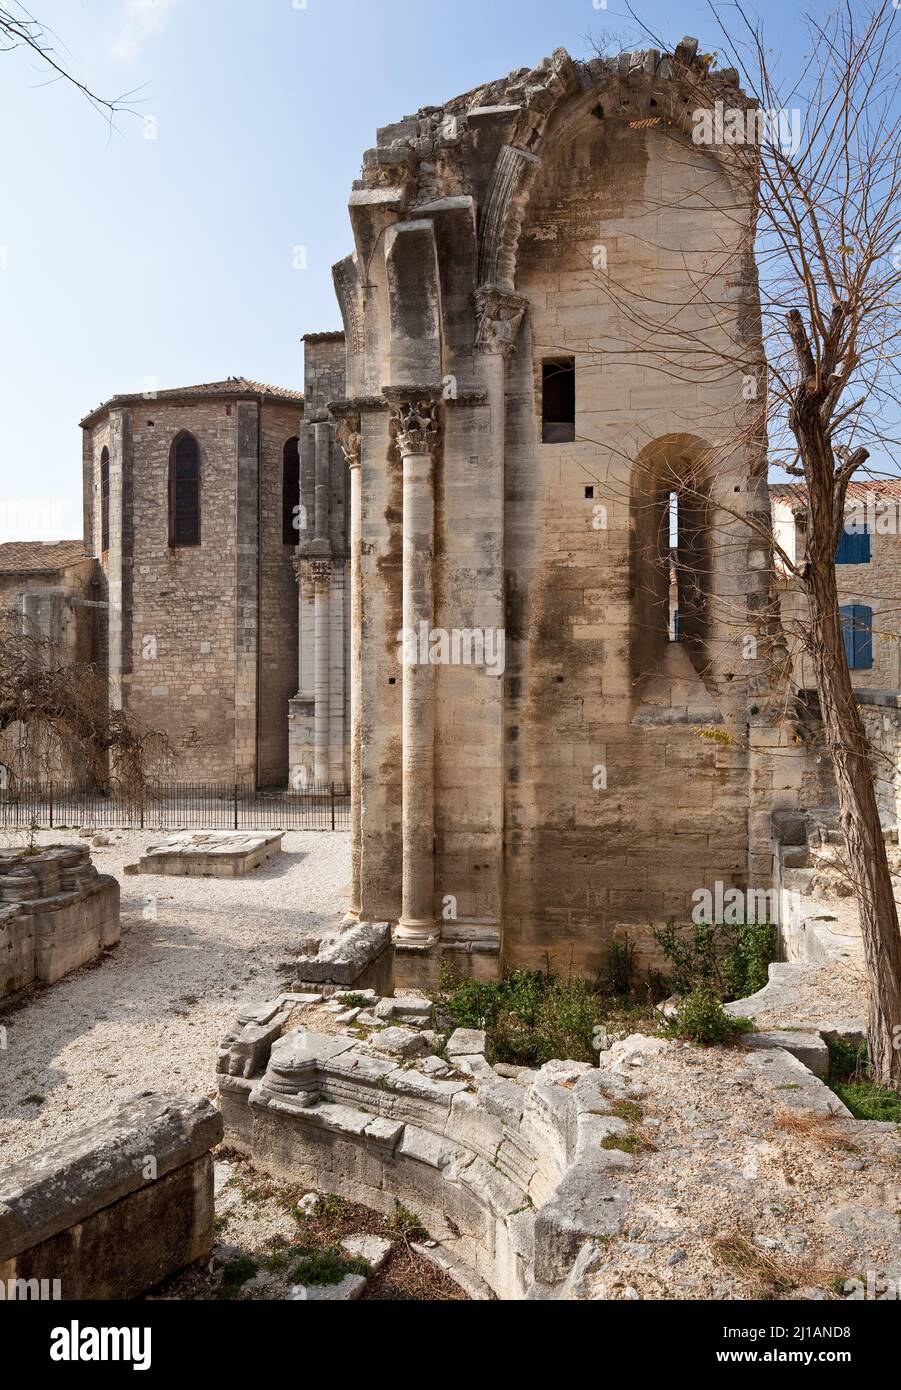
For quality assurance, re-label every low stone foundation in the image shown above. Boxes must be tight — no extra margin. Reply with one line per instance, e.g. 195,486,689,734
216,993,687,1298
124,831,284,878
0,1094,223,1300
0,845,120,996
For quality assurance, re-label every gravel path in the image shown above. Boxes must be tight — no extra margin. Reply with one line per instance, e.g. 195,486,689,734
0,829,350,1165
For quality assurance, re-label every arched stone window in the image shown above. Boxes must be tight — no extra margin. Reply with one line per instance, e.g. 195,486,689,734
631,436,712,685
169,432,200,548
100,447,110,553
282,436,300,545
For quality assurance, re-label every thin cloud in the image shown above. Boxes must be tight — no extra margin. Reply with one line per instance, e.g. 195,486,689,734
108,0,183,61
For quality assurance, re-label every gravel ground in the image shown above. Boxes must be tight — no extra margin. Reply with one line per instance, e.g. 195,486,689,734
0,828,350,1166
582,1037,901,1300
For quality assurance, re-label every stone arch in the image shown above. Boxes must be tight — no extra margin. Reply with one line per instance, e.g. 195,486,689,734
168,430,201,548
630,432,717,691
476,56,751,314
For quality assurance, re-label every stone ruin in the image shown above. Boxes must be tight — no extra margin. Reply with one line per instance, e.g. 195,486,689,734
0,1095,221,1299
123,830,284,879
215,986,890,1301
0,844,120,997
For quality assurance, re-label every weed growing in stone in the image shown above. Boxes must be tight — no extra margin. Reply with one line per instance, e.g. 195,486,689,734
825,1038,901,1121
291,1246,371,1287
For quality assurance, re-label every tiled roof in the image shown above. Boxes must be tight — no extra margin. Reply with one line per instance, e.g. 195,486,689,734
303,332,345,344
0,540,89,574
80,377,304,427
770,480,901,504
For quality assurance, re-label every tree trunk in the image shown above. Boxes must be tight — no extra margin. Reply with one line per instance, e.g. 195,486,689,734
805,541,901,1086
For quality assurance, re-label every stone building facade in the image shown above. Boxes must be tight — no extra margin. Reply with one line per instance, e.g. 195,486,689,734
328,41,780,982
772,481,901,691
80,379,304,785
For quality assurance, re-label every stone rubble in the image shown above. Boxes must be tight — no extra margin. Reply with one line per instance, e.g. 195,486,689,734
217,988,901,1300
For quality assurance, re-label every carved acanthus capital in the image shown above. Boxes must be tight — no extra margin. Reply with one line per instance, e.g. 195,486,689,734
475,286,528,355
310,560,332,588
390,399,442,457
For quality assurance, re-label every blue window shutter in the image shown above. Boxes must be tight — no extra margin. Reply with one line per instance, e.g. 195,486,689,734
836,526,871,564
840,605,873,670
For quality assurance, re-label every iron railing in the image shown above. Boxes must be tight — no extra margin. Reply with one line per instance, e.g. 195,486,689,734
0,782,350,832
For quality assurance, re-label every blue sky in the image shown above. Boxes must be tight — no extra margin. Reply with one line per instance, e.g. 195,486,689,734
0,0,809,541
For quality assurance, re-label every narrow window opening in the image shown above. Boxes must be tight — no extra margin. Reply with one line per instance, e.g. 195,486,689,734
542,358,575,443
668,491,680,641
169,433,200,548
100,448,110,554
282,436,300,544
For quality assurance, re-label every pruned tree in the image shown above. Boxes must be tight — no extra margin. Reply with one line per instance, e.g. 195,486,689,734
582,4,901,1081
0,608,170,798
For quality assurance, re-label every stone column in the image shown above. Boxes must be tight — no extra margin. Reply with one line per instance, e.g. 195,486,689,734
314,422,331,546
311,560,331,785
333,405,361,917
334,409,362,917
392,401,441,945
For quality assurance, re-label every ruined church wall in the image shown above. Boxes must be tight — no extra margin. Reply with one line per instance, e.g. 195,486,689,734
500,117,763,975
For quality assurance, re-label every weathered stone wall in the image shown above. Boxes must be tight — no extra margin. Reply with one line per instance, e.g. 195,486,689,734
0,1094,222,1300
337,42,773,980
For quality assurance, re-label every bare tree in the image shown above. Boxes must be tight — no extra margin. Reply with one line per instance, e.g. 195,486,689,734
0,3,142,124
582,5,901,1081
0,609,170,798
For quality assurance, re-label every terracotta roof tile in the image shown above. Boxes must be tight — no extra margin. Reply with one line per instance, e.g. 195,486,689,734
0,540,89,574
80,377,304,427
770,480,901,504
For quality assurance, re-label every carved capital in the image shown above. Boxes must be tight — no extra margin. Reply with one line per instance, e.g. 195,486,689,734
390,399,442,457
333,409,362,469
475,286,528,355
310,560,332,588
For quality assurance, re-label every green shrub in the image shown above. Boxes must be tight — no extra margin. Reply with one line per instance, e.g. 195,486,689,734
389,1204,429,1241
653,919,777,1002
438,965,603,1065
599,940,637,996
661,986,753,1046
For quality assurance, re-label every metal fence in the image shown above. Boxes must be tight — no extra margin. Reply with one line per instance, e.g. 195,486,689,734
0,782,350,832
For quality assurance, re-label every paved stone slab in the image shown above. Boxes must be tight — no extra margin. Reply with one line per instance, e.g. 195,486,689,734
743,1030,830,1078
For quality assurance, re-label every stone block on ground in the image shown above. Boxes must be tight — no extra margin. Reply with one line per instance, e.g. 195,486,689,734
125,831,283,878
